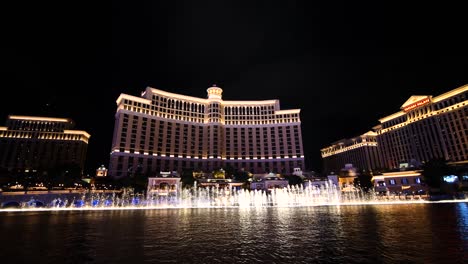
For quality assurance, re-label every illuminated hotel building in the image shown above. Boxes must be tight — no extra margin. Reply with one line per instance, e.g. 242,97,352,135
321,84,468,173
0,115,90,176
320,131,382,174
109,85,305,178
375,84,467,169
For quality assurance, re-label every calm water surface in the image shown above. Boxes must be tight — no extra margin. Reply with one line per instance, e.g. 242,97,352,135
1,203,467,263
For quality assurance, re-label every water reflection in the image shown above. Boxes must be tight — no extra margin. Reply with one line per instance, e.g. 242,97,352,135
456,203,468,234
1,204,467,263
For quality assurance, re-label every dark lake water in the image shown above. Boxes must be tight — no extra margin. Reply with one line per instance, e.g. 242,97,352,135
1,203,467,263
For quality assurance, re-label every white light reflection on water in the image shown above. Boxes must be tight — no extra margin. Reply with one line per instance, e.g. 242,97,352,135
1,203,467,263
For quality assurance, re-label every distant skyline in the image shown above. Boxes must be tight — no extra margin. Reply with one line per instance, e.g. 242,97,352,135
3,1,467,175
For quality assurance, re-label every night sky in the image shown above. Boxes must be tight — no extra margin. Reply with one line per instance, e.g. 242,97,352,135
3,1,467,175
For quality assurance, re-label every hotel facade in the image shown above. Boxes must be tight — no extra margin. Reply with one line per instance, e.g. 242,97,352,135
0,115,90,177
321,84,468,174
321,131,382,174
109,86,305,178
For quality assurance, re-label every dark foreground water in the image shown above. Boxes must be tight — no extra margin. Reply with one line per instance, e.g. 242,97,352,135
1,203,467,263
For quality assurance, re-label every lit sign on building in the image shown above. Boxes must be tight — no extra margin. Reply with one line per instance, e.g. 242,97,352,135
403,97,430,112
443,175,458,183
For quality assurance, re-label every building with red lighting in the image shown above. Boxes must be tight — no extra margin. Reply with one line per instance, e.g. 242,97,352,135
375,85,467,169
321,84,467,174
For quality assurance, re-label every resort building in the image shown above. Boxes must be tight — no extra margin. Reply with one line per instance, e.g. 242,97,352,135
321,131,382,174
109,85,305,178
375,84,467,169
147,171,181,199
0,115,90,178
250,173,289,191
195,168,244,189
321,84,467,173
372,170,426,194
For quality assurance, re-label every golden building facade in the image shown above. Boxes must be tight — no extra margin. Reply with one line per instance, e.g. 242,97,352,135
109,85,305,178
376,84,467,169
0,115,90,177
321,131,382,174
321,84,467,173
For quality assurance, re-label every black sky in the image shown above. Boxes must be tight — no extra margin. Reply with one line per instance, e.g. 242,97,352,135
3,1,467,175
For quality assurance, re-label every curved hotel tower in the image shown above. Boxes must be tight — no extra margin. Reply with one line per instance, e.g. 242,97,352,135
109,85,304,178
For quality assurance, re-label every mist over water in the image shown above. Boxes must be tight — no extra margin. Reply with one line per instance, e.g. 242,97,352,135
0,182,441,211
